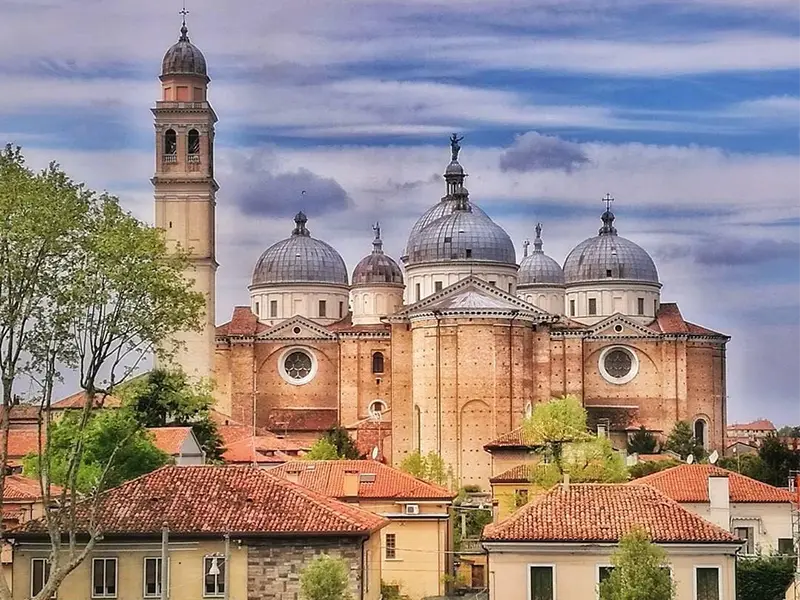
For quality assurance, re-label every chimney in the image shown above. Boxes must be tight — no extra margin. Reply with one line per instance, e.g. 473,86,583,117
343,470,359,497
561,473,570,492
707,473,730,531
285,469,301,485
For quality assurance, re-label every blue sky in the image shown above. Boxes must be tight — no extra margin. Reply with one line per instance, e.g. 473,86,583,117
0,0,798,425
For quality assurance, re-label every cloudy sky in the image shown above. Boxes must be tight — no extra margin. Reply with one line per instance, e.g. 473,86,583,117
1,0,798,425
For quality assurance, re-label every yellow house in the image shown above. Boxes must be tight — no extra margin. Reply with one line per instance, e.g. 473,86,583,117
484,427,541,479
482,482,743,600
270,460,454,600
10,465,386,600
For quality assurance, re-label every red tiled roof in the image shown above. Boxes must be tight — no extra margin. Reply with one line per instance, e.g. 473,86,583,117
636,464,794,503
266,408,338,433
327,314,390,333
484,427,538,450
652,303,727,337
270,460,454,500
147,427,195,455
3,475,61,501
483,484,739,544
222,434,309,465
727,419,776,432
51,390,122,410
490,464,536,484
15,465,386,537
216,307,268,337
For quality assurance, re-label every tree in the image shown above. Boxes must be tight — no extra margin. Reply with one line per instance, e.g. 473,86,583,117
523,395,591,470
777,425,800,437
627,426,658,454
736,555,795,600
598,528,675,600
322,426,362,459
399,451,455,488
663,421,704,460
0,146,203,600
300,555,353,600
23,409,169,492
121,369,225,461
533,436,628,488
717,454,769,483
628,459,681,480
757,435,800,487
305,438,342,460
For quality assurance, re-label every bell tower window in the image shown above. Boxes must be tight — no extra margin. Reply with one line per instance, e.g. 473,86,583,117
164,129,177,160
188,129,200,160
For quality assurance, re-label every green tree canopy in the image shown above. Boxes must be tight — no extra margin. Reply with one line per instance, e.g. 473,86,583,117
523,395,591,467
628,459,681,480
322,426,362,459
304,438,342,460
120,369,225,461
599,528,675,600
627,426,658,454
736,555,795,600
718,437,799,487
300,555,353,600
399,451,455,488
663,421,704,460
23,409,169,493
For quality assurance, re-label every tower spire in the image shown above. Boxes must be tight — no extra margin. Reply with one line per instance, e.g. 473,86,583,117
599,193,618,236
372,222,384,253
444,133,466,197
533,222,544,253
179,3,190,41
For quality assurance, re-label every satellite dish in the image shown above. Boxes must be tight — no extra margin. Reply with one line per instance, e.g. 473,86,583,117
709,450,719,465
371,446,379,460
686,454,695,464
525,403,533,419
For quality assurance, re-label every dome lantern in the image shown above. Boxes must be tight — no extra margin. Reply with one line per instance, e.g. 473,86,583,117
161,13,208,81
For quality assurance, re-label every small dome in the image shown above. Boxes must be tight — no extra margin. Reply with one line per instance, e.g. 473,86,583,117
563,210,658,284
352,224,404,287
519,224,564,286
251,212,348,286
161,25,208,78
405,202,516,266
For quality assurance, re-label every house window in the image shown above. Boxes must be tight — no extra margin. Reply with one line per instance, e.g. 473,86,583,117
339,301,344,318
92,558,118,598
434,281,443,292
31,558,52,598
529,565,554,600
588,298,597,315
598,565,614,584
515,488,529,508
385,533,397,559
694,419,707,448
318,300,327,317
637,297,645,315
735,527,754,554
203,556,225,597
164,129,177,156
569,300,575,316
597,422,608,438
778,538,795,554
143,557,166,598
372,352,385,374
695,567,720,600
415,284,421,302
270,300,278,318
188,129,200,155
606,269,612,277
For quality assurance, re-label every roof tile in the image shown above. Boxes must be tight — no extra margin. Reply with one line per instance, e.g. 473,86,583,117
727,419,776,432
147,427,194,455
490,464,536,484
483,483,739,544
222,434,309,465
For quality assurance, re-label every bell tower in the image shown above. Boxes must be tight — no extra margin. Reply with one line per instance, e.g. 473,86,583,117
152,14,218,379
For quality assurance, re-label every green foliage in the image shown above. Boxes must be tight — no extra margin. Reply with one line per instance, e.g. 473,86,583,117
598,528,675,600
300,555,353,600
23,409,169,493
663,421,705,460
323,426,363,459
121,369,225,461
717,454,769,482
305,438,342,460
453,505,493,550
736,555,795,600
777,425,800,437
399,451,455,488
531,436,628,488
628,459,681,480
380,582,409,600
523,395,590,468
627,426,658,454
757,435,800,487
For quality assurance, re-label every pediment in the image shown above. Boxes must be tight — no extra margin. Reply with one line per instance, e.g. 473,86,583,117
258,315,338,341
394,276,553,320
586,314,660,339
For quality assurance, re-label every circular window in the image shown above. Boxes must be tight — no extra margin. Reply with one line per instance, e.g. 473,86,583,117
598,346,639,385
368,400,387,419
279,348,317,385
292,326,301,334
613,324,624,333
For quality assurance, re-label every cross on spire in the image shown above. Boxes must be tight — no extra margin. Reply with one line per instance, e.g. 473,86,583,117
603,193,615,212
178,2,190,40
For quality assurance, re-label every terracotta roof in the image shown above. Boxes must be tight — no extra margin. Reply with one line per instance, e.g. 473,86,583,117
266,408,338,433
3,475,61,501
484,427,539,450
216,307,268,337
651,303,727,337
490,464,536,484
147,427,195,455
51,390,122,410
15,465,387,537
483,483,739,544
327,313,390,333
270,460,454,500
222,434,309,465
636,464,795,503
727,419,776,432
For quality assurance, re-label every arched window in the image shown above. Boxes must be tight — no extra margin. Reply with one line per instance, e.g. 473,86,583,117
164,129,177,156
188,129,200,155
372,352,384,374
694,419,707,448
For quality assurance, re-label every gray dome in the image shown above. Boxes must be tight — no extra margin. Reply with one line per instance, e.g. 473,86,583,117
353,225,403,287
161,25,208,78
406,196,490,251
405,202,516,266
519,223,564,286
563,211,658,284
251,212,348,286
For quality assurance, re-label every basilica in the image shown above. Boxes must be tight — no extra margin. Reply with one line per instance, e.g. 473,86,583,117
154,22,728,486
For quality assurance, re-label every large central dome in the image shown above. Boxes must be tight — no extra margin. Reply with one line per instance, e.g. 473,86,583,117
251,212,348,286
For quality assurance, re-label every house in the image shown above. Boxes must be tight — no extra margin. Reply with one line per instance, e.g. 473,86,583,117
2,430,44,472
483,427,541,479
636,464,796,555
726,419,776,448
489,464,539,522
221,431,308,465
270,460,454,599
10,465,386,600
725,440,758,457
482,482,742,600
147,427,205,465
